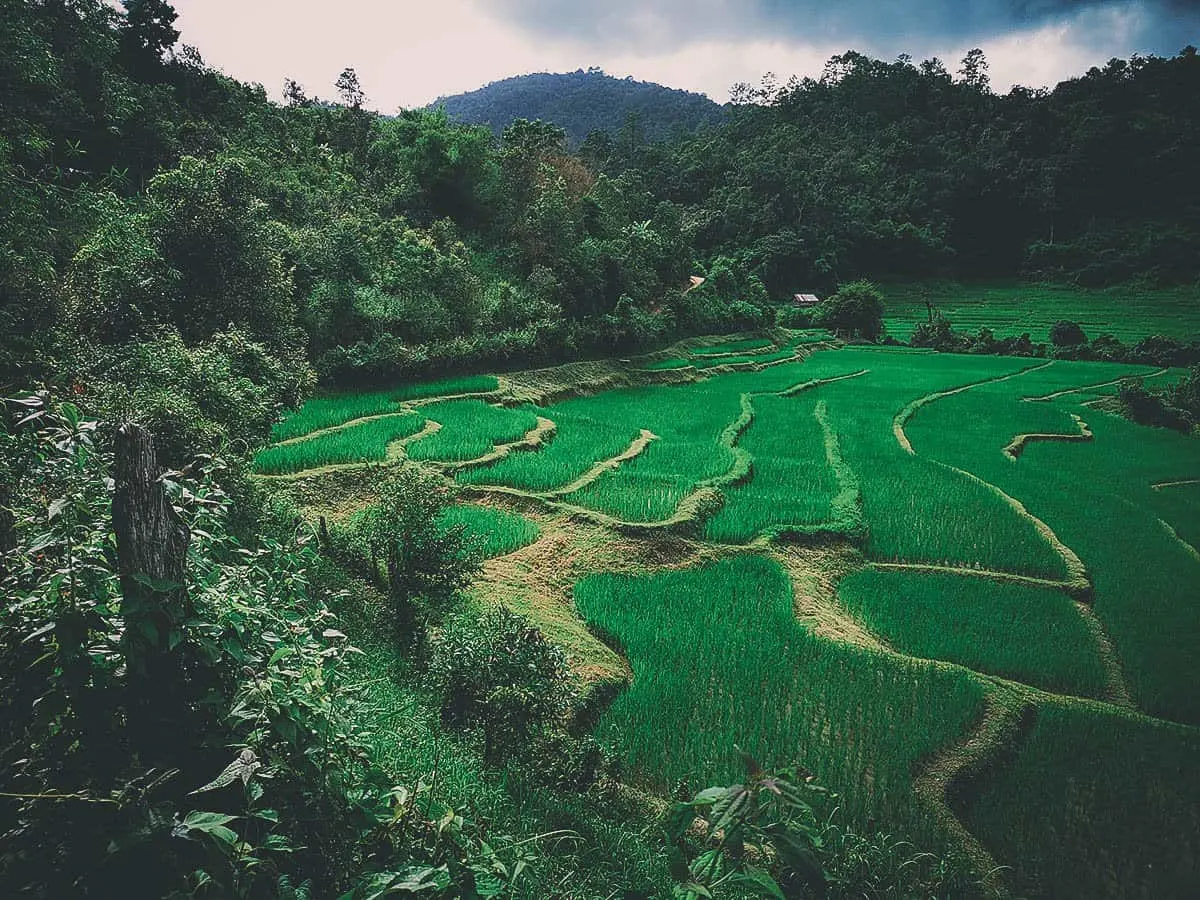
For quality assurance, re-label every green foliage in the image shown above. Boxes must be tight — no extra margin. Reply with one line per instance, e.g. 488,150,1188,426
1049,320,1088,347
814,281,885,341
665,753,828,900
428,606,575,768
342,469,479,627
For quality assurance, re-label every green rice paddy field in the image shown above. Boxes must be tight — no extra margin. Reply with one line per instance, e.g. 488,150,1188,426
883,281,1200,343
261,333,1200,898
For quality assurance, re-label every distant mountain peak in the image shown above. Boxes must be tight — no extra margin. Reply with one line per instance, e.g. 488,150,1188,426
430,69,726,145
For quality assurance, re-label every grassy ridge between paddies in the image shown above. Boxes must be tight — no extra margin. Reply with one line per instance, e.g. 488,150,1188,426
1147,480,1200,551
406,400,539,463
703,393,857,543
882,281,1200,343
574,555,987,836
837,569,1108,698
270,374,500,441
966,697,1200,899
558,356,870,523
808,350,1070,577
253,413,425,474
457,409,643,493
905,359,1200,724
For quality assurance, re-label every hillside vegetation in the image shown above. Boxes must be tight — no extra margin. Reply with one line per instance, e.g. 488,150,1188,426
3,1,1199,898
433,69,726,146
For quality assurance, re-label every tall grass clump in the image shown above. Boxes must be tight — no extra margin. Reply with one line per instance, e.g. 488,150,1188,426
253,413,425,474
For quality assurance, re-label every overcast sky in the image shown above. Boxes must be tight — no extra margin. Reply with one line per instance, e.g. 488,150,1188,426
172,0,1199,110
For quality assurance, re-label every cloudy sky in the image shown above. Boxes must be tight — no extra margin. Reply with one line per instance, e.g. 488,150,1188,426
172,0,1198,110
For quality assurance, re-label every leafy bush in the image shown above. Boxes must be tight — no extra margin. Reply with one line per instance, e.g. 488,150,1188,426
338,469,479,631
815,280,885,341
1049,320,1088,347
429,606,575,768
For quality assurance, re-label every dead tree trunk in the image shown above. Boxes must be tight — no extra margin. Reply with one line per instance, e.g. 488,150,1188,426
113,423,192,758
0,403,17,577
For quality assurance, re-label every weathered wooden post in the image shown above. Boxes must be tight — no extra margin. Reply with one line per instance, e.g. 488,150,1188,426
112,423,192,755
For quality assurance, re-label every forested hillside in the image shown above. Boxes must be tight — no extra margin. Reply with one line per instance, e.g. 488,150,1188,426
596,49,1200,295
432,69,726,146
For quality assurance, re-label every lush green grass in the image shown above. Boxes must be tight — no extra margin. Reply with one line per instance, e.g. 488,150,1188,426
1148,481,1200,551
640,357,693,370
406,400,539,463
438,503,540,558
966,697,1200,899
574,555,986,832
809,350,1070,577
906,358,1200,724
270,375,499,441
704,394,853,542
837,569,1108,697
883,281,1200,343
253,413,425,474
458,408,641,493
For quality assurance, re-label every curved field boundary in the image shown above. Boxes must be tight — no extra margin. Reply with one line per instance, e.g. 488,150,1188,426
545,430,659,498
1023,368,1169,402
1152,479,1200,490
866,562,1132,707
934,459,1090,596
893,361,1054,454
778,368,869,397
455,429,660,506
914,682,1034,895
432,416,557,474
252,419,441,481
272,389,504,447
867,561,1078,594
1002,414,1093,460
1158,517,1200,564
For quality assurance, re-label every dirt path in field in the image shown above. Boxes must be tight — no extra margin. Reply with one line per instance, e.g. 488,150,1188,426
776,547,884,649
913,683,1033,897
1002,414,1093,460
1022,367,1169,402
472,505,726,685
893,361,1054,454
1152,479,1200,490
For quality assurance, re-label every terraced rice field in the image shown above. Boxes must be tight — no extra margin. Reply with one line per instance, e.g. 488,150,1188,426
260,337,1200,898
883,281,1200,343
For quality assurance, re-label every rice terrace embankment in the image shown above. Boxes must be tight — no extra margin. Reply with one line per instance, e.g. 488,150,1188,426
258,333,1200,899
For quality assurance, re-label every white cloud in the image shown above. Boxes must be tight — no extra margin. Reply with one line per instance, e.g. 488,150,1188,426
171,0,1177,110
